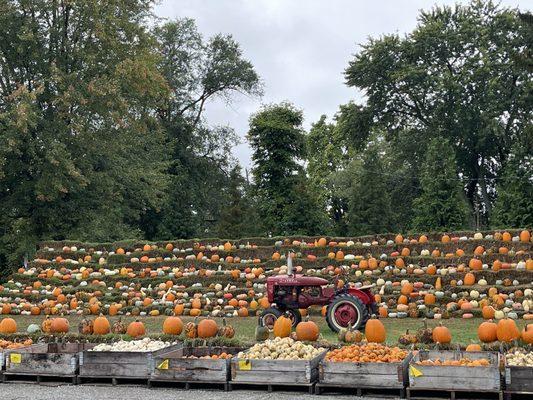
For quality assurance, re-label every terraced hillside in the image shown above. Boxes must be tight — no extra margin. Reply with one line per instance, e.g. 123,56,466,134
1,230,532,323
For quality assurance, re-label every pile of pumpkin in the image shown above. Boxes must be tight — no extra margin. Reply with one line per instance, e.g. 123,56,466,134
237,337,325,360
90,338,174,352
477,318,532,344
325,343,408,363
0,338,33,349
416,357,491,367
186,352,233,360
1,229,531,323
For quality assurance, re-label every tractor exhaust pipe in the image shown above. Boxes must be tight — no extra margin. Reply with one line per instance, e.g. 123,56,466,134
287,251,294,276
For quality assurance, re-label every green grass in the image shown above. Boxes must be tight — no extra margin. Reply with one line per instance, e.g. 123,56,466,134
6,315,528,346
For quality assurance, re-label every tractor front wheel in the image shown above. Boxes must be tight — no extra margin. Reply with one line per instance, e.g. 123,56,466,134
326,294,369,333
259,307,302,331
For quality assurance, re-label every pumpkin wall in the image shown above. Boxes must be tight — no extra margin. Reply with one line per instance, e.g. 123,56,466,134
1,230,531,322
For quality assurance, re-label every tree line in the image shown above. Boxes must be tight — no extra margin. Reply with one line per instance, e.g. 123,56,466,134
0,0,531,270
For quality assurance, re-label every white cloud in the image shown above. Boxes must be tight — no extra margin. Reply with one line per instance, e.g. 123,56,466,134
155,0,528,170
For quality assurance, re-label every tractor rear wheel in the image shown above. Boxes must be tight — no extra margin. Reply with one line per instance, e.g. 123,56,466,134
259,307,282,331
326,294,369,333
259,307,302,331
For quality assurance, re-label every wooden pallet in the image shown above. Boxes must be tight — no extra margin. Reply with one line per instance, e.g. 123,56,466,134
228,380,316,394
316,383,405,398
148,379,230,391
2,371,77,385
406,388,503,400
502,391,533,400
504,363,533,393
76,375,150,386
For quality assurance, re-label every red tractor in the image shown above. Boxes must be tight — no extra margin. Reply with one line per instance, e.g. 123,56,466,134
259,255,378,332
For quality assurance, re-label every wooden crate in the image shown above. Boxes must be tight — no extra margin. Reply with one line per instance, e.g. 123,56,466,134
409,350,501,392
150,346,243,387
79,343,181,381
230,350,326,387
3,343,92,378
504,360,533,394
317,352,413,390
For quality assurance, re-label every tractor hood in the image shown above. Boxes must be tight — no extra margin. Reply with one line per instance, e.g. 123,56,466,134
267,274,329,286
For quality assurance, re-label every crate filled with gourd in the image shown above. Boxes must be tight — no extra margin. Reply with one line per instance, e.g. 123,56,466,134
318,344,412,391
317,316,412,391
78,337,180,382
408,350,501,393
230,337,326,388
150,345,244,387
504,345,533,394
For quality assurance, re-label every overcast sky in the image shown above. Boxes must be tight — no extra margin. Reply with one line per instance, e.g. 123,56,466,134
155,0,527,170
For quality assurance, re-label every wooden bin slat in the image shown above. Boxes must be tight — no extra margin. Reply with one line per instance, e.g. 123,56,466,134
231,350,326,385
151,346,242,383
4,343,93,376
409,350,501,392
79,343,180,379
319,352,412,389
505,357,533,393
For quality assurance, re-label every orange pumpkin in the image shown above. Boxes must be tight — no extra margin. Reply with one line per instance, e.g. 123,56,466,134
93,314,111,335
478,320,497,343
273,312,292,338
197,319,218,338
50,317,69,333
481,306,496,320
163,316,183,335
464,273,476,286
496,318,520,342
466,343,482,352
364,316,386,343
432,323,452,344
0,317,17,334
126,320,146,337
522,324,533,344
295,317,319,341
469,258,482,271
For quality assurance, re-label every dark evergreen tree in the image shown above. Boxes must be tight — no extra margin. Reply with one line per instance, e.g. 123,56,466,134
216,166,262,239
491,142,533,228
343,140,394,235
411,139,470,231
248,102,323,235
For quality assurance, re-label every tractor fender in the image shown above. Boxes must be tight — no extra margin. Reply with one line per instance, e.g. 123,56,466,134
346,288,375,305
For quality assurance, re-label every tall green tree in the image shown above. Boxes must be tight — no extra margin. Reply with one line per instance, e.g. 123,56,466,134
0,0,169,270
340,140,394,235
216,165,262,238
142,19,262,239
345,0,532,225
491,141,533,228
411,139,470,231
307,115,350,234
248,102,323,235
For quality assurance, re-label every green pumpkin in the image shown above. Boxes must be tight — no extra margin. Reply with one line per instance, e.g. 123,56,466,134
27,324,41,334
255,319,269,341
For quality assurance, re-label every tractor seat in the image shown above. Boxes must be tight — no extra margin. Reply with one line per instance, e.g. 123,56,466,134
357,284,376,290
